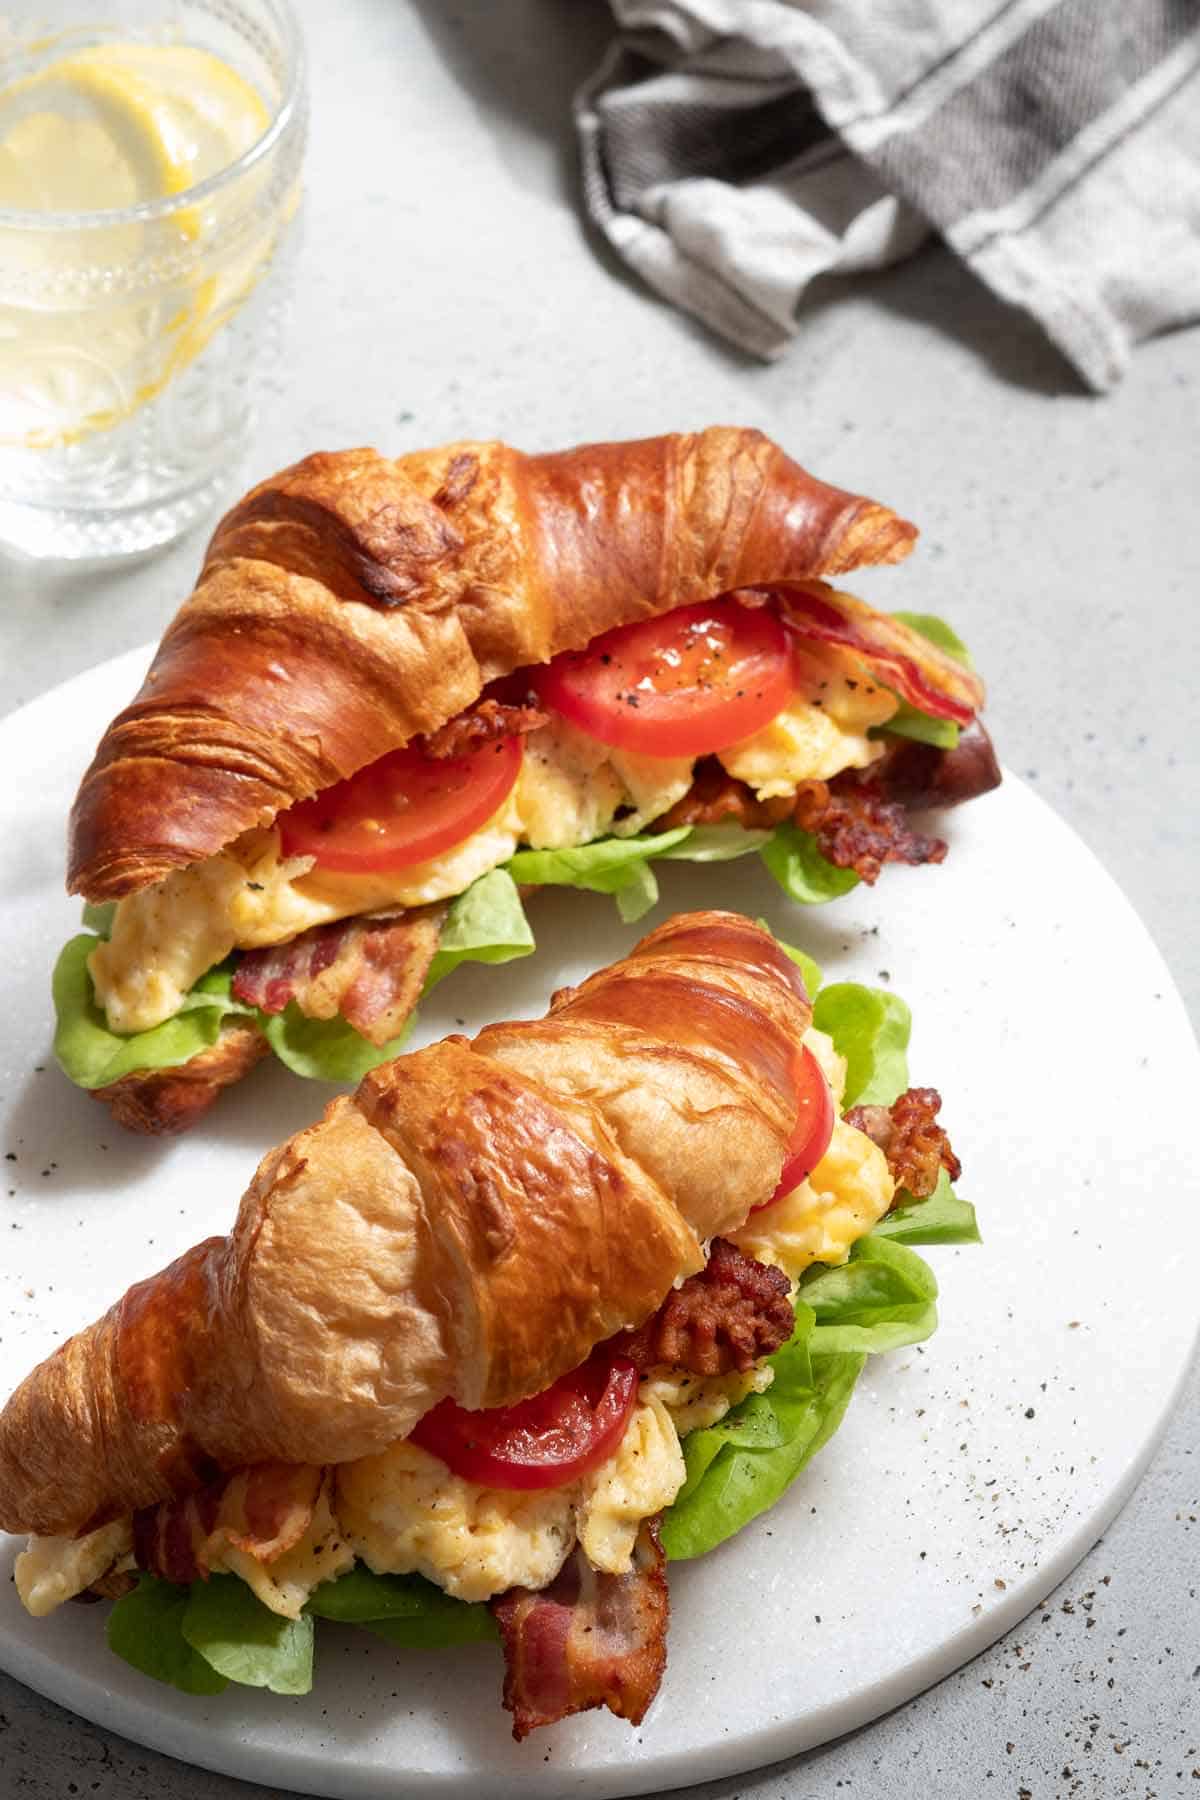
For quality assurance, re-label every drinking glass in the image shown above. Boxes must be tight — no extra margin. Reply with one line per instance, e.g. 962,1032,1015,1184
0,0,306,559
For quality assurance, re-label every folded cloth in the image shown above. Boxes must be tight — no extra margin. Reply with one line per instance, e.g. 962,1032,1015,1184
577,0,1200,390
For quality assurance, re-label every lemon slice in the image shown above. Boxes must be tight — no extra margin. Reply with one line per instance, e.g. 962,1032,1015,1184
0,44,273,448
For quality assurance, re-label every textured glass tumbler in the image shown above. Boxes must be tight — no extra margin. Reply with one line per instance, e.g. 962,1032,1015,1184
0,1,306,559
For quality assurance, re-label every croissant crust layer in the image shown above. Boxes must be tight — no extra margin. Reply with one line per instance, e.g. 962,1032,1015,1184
0,913,812,1536
67,429,917,900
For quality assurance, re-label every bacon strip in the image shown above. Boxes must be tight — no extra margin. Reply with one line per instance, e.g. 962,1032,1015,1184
739,582,985,724
423,697,548,759
793,775,948,883
132,1463,321,1586
609,1239,794,1376
491,1520,669,1740
232,904,446,1045
662,761,948,885
845,1087,962,1200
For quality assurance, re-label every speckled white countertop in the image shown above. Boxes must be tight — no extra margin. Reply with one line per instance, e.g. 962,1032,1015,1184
1,3,1198,1796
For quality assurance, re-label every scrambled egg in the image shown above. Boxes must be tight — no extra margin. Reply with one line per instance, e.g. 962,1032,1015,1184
719,644,897,798
726,1025,894,1278
334,1395,685,1603
640,1363,775,1434
89,719,694,1034
729,1119,893,1278
14,1518,133,1618
89,642,897,1036
575,1394,685,1571
211,1477,354,1620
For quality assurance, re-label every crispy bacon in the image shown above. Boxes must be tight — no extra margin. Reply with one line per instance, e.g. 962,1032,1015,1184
793,774,948,883
659,758,791,832
491,1519,669,1740
132,1462,321,1586
845,1086,962,1200
661,727,999,882
609,1239,794,1377
424,697,548,760
232,904,446,1045
739,582,984,724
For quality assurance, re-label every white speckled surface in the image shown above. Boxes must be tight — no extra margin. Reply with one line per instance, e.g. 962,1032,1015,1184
1,2,1198,1795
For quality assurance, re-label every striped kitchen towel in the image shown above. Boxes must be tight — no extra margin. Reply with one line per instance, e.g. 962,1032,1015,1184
576,0,1200,389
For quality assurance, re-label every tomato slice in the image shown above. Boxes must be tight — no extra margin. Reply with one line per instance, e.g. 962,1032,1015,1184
752,1045,835,1213
277,735,522,874
408,1353,638,1491
536,597,797,758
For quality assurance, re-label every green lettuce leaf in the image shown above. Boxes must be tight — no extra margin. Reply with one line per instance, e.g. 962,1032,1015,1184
877,611,975,750
811,982,911,1107
306,1566,497,1648
182,1576,314,1694
881,702,959,750
81,900,116,938
424,868,534,992
107,1576,229,1696
891,611,974,670
871,1168,980,1245
760,821,859,906
260,1007,413,1082
770,929,821,1002
656,823,771,862
660,1325,865,1561
52,936,254,1090
799,1235,938,1355
504,826,692,924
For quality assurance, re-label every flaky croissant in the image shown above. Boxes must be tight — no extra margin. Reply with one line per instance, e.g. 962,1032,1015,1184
67,427,962,902
0,912,810,1538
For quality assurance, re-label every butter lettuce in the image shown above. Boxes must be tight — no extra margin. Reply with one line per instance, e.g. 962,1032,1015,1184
760,821,860,906
658,823,772,862
107,1577,229,1696
811,981,911,1107
872,1168,980,1245
106,1564,496,1698
773,932,821,1002
505,826,692,924
306,1565,497,1648
53,936,254,1090
424,867,534,991
660,1315,864,1561
799,1235,939,1355
260,1006,414,1083
877,610,974,750
182,1576,314,1694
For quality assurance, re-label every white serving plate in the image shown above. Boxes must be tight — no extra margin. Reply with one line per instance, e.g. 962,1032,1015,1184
1,647,1197,1798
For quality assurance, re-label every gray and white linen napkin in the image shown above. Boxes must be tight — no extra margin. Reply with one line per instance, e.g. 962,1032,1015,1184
576,0,1200,390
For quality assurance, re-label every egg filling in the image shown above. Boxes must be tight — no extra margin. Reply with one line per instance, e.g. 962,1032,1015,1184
88,643,897,1035
15,1092,893,1622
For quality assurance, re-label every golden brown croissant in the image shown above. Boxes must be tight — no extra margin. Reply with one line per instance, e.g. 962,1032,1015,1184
68,428,932,901
1,912,810,1538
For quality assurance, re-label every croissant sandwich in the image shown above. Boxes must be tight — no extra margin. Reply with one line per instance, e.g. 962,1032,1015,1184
5,911,977,1738
53,426,1000,1133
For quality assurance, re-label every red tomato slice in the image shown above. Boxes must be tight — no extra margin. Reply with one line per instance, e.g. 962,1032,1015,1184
408,1354,639,1492
278,735,522,875
752,1045,835,1213
536,597,797,758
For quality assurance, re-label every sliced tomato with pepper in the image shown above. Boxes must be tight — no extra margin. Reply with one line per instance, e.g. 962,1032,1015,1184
535,596,798,758
278,734,522,875
408,1353,639,1491
753,1044,835,1213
